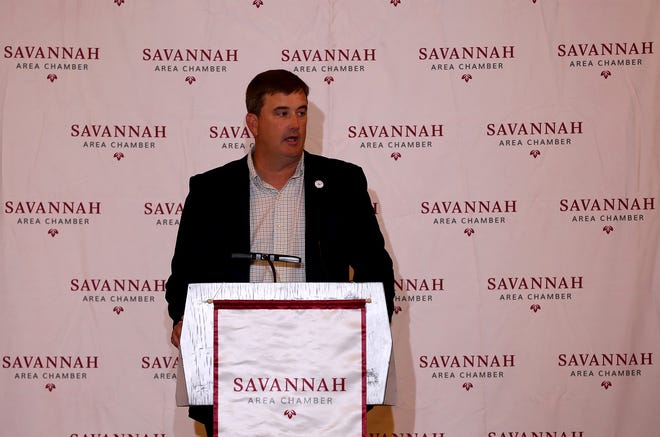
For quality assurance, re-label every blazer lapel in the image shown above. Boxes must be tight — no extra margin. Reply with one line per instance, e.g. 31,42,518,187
304,152,328,281
225,156,251,281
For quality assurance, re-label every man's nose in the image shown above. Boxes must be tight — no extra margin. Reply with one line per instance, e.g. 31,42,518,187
289,114,301,130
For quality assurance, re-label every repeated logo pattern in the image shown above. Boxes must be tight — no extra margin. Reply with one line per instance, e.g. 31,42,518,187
0,2,657,436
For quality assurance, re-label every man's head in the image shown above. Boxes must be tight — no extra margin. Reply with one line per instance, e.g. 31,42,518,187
245,70,310,171
246,69,309,116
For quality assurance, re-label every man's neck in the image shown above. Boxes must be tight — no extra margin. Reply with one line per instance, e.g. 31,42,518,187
252,151,302,190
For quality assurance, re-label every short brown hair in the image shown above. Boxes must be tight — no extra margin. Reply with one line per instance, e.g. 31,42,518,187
245,69,310,115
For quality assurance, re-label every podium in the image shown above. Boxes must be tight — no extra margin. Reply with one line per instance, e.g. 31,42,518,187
176,282,394,436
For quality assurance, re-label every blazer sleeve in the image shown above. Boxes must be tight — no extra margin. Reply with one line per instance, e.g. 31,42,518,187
164,174,205,325
343,165,395,319
165,160,251,326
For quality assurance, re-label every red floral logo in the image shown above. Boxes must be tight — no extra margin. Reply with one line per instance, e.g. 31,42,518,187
324,76,334,84
47,228,59,237
185,76,196,84
113,152,125,161
283,409,296,419
113,306,124,315
601,70,612,79
462,382,473,391
530,149,541,158
603,225,614,234
394,305,403,314
253,0,264,7
530,304,541,313
114,0,125,5
45,383,56,392
601,380,612,390
461,73,472,83
391,152,402,161
47,74,58,82
464,228,475,236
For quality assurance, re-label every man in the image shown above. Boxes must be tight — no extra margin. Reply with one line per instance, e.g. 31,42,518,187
165,69,394,435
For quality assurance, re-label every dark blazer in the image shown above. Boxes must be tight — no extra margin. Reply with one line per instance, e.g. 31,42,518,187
165,151,395,324
165,151,395,425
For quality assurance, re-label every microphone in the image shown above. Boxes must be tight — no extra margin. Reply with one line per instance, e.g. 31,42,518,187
231,252,301,282
231,252,301,264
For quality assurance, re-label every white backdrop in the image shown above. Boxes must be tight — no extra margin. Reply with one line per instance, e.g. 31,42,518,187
1,1,658,436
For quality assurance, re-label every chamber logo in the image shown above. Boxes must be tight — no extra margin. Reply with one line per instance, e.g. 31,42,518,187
141,48,238,81
4,201,101,235
419,45,515,79
69,278,165,307
557,41,653,77
347,123,444,158
233,376,346,407
559,197,655,229
2,355,100,384
488,275,584,309
421,199,517,233
558,352,653,387
282,48,376,75
71,123,167,159
486,120,584,158
418,354,516,386
4,45,100,74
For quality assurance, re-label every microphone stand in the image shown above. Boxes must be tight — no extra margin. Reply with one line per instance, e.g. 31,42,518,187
231,252,302,283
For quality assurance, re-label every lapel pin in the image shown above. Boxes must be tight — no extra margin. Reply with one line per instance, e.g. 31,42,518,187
314,180,324,188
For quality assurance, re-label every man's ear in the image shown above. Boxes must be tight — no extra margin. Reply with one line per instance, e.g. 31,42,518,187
246,113,258,137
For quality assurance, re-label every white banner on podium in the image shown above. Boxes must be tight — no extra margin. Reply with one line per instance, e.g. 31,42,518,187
213,300,366,437
179,282,393,407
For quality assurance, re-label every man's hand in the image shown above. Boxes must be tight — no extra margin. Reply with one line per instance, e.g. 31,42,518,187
170,319,183,348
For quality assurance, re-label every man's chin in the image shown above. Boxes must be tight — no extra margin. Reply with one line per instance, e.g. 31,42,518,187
281,143,304,155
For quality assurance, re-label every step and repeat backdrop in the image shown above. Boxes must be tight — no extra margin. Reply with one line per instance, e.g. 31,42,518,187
1,1,659,436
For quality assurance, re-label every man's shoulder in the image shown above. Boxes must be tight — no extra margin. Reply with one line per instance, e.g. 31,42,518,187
305,151,361,174
191,155,248,184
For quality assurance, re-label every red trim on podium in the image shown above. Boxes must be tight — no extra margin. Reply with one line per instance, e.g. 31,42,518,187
361,300,367,436
212,299,368,436
214,298,367,311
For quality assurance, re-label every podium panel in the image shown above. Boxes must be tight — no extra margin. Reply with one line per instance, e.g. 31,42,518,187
178,282,392,406
213,300,365,436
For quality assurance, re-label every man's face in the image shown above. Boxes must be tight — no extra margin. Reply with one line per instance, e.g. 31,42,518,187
247,90,308,163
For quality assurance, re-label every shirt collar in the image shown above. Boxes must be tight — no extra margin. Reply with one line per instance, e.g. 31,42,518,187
247,148,305,186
